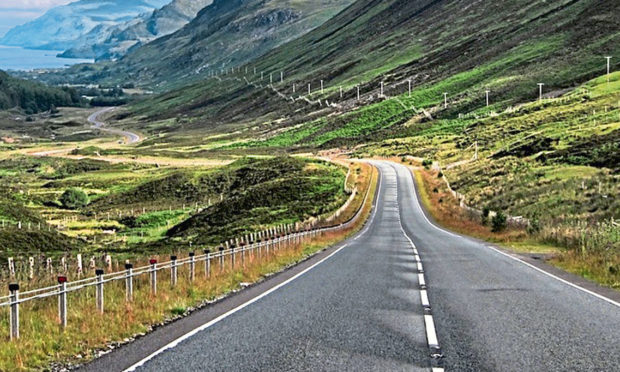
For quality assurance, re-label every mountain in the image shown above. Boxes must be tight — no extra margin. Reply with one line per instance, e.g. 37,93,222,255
59,0,214,61
125,0,618,137
47,0,356,89
0,70,82,113
0,0,170,51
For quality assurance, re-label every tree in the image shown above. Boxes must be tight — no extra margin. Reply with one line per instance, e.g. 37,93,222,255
59,188,89,209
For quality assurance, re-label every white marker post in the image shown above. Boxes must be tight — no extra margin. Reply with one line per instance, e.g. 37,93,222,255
280,71,283,83
321,80,324,94
293,83,296,93
538,83,544,101
605,56,612,82
340,86,343,99
357,86,360,101
443,93,448,109
485,90,490,107
381,82,384,97
308,83,311,95
270,73,273,84
261,72,264,81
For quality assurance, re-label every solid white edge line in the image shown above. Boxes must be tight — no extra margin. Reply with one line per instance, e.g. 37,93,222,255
395,161,620,309
125,243,351,371
125,163,385,371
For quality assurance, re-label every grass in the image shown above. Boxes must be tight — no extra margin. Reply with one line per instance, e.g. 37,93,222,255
0,158,377,370
408,160,620,291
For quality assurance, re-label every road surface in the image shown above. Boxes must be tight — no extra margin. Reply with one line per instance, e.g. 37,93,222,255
82,161,620,372
87,107,141,144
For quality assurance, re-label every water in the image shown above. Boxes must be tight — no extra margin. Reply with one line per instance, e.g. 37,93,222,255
0,45,93,71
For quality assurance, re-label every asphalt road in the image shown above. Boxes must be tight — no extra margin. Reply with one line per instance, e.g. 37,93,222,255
82,161,620,372
88,107,141,144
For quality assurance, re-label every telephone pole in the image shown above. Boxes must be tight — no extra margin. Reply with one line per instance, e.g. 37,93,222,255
443,93,448,109
485,90,490,107
605,56,612,82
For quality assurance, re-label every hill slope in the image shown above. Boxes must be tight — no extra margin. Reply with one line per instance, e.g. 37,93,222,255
123,0,617,139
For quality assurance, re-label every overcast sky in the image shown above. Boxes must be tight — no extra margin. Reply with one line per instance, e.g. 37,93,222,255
0,0,73,37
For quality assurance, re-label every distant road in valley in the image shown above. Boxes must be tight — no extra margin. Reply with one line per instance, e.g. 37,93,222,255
80,161,620,372
87,107,141,144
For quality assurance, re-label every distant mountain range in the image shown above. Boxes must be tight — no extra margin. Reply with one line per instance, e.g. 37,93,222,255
0,0,211,61
59,0,214,60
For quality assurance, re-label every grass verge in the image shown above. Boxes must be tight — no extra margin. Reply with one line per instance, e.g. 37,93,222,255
408,161,620,291
0,161,377,370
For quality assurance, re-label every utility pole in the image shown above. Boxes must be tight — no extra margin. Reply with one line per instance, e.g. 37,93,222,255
270,73,273,84
357,85,360,101
605,56,612,82
538,83,544,101
308,83,311,95
380,82,384,97
293,83,296,93
443,93,448,109
321,80,324,94
485,89,490,107
261,71,264,80
280,71,283,83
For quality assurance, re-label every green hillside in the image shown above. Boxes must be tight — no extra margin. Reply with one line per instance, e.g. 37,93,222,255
119,0,617,139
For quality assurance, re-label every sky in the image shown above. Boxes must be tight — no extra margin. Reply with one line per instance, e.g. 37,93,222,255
0,0,73,37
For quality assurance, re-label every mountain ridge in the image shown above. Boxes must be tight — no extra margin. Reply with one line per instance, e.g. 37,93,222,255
0,0,171,51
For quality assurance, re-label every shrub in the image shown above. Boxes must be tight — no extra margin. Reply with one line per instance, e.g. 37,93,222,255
482,206,490,225
437,171,444,178
59,188,89,209
422,159,432,169
491,211,507,232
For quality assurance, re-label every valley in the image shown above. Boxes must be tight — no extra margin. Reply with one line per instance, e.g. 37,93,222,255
0,0,617,370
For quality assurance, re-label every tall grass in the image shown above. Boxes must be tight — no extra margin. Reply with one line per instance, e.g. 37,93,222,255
0,161,377,370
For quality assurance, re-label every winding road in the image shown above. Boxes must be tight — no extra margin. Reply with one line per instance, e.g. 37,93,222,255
87,107,141,144
81,161,620,372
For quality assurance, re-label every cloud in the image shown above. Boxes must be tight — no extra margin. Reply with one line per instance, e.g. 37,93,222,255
0,1,73,10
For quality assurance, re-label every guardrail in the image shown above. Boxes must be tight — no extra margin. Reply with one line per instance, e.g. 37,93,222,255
0,164,375,341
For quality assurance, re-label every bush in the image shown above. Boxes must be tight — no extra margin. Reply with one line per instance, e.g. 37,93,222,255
437,171,444,178
481,206,490,225
491,211,507,232
422,159,432,169
59,188,89,209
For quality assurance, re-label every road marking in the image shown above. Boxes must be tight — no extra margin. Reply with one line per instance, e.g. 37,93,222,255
125,163,385,371
124,243,350,371
380,163,443,372
394,161,620,309
484,245,620,308
424,315,439,348
420,290,430,307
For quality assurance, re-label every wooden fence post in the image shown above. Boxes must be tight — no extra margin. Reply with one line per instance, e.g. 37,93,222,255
125,263,133,302
9,283,19,340
95,269,104,314
57,276,67,329
189,252,195,282
204,250,211,278
170,256,178,287
150,259,157,295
